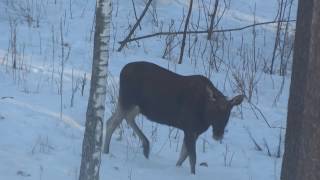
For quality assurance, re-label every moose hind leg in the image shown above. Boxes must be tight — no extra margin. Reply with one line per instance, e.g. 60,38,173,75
176,137,188,166
103,105,125,154
125,106,150,158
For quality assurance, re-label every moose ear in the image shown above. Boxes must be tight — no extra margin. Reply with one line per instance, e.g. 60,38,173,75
229,95,244,106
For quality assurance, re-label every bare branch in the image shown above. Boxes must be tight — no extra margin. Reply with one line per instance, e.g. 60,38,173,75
248,101,272,128
117,0,153,52
118,19,296,45
131,0,141,30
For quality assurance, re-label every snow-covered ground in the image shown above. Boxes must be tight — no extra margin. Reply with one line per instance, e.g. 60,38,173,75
0,0,296,179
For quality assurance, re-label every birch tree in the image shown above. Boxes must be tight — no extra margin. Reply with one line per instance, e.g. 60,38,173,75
281,0,320,179
79,0,112,180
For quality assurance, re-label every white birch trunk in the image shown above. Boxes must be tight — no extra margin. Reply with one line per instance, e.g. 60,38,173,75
79,0,112,180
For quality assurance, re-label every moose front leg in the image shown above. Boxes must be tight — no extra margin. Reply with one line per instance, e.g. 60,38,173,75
185,133,198,174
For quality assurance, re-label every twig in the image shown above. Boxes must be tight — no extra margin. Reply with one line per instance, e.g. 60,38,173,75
248,102,271,128
244,127,262,151
263,138,272,156
276,129,282,158
248,101,287,129
131,0,141,30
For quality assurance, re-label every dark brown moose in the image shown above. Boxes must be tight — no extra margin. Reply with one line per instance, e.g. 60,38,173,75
103,61,244,174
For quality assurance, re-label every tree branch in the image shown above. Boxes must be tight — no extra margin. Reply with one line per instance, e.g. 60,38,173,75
118,19,296,45
131,0,142,30
178,0,193,64
117,0,153,52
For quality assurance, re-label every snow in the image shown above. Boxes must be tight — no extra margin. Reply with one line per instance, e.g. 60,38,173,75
0,0,296,180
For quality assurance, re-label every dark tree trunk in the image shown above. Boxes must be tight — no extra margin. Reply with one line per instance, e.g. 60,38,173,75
281,0,320,179
79,0,112,180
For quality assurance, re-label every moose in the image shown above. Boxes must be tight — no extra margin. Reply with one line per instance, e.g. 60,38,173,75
103,61,244,174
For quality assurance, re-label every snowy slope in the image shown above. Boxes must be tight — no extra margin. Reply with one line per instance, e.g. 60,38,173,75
0,0,296,179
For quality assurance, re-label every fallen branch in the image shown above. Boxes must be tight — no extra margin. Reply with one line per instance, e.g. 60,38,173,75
1,96,14,99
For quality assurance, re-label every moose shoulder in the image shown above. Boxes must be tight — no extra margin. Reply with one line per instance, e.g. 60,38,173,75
103,61,244,174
